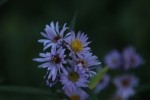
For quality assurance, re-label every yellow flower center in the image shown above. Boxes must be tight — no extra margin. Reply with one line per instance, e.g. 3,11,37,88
70,95,80,100
52,55,61,64
71,39,83,52
68,72,79,82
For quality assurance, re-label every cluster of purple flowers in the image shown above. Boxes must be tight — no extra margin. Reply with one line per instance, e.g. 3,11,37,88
105,47,144,70
104,47,144,100
33,21,101,100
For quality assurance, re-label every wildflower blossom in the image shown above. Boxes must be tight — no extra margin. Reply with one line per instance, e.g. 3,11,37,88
33,47,67,81
33,21,101,98
122,47,144,70
113,75,138,99
64,88,88,100
38,21,69,50
70,53,101,77
105,50,122,69
60,67,89,90
65,31,91,56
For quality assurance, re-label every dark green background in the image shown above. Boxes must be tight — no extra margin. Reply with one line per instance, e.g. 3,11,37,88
0,0,150,99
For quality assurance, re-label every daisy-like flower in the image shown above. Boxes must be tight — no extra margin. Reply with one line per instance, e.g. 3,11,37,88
33,47,67,81
64,88,88,100
105,50,122,69
65,31,91,56
70,53,101,77
60,66,89,90
122,47,144,70
113,75,138,99
38,21,69,50
94,74,110,94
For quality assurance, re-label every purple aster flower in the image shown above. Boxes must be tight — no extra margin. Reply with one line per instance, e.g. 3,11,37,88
94,74,110,94
122,47,144,70
105,50,122,69
65,31,91,57
38,21,69,50
64,88,88,100
33,47,67,81
60,66,89,90
69,53,101,77
113,75,138,99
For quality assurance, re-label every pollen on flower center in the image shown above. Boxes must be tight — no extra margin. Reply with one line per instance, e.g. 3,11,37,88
68,72,79,82
71,39,83,52
121,79,130,87
70,95,80,100
52,55,61,64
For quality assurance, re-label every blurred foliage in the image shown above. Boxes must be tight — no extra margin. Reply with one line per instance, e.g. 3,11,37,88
0,0,150,99
88,67,109,89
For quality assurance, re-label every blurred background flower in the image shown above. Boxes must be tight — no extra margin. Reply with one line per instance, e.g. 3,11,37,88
113,74,138,99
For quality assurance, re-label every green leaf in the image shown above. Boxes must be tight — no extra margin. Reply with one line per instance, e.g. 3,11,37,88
88,67,109,89
70,11,78,30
